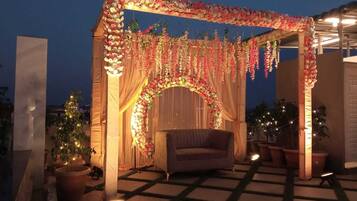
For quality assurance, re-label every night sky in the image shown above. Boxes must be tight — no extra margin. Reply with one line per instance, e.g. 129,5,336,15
0,0,351,108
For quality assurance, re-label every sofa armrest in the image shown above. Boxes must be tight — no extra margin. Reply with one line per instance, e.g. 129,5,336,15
227,134,234,161
154,131,176,173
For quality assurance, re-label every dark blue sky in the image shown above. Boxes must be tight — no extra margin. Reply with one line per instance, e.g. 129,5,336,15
0,0,351,108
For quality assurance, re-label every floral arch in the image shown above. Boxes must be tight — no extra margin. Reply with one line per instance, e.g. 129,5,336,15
131,74,222,157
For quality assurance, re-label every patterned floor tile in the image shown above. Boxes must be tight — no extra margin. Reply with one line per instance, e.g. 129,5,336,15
117,179,148,192
144,183,186,196
80,190,105,201
201,178,240,189
345,190,357,201
340,180,357,190
294,178,322,186
169,176,199,184
118,170,131,177
127,195,169,201
257,166,287,174
252,173,286,183
239,193,283,201
128,171,161,181
187,187,231,201
216,170,246,179
245,182,285,195
336,174,357,181
293,186,337,200
86,177,104,188
234,164,251,171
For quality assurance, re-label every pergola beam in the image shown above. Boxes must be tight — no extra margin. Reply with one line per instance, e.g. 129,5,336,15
124,1,309,32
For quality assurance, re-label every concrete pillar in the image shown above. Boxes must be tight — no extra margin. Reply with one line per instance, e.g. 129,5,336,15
13,36,47,189
90,36,105,167
298,33,312,180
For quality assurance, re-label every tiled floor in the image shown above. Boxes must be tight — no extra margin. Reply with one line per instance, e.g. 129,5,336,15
81,162,357,201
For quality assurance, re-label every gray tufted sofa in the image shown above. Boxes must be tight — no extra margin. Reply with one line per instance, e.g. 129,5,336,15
154,129,234,180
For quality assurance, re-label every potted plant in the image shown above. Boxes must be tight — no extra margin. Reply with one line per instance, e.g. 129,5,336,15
269,100,299,168
52,92,94,201
247,103,275,161
311,106,329,175
282,103,329,171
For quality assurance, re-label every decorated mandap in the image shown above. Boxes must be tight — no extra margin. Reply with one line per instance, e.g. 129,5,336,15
90,0,317,198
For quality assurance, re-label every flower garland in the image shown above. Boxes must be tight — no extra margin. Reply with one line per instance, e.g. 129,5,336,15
131,74,222,157
304,19,318,88
124,0,310,32
103,0,125,76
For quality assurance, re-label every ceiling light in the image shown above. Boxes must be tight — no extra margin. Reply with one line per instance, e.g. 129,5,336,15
324,17,339,27
342,19,357,25
324,17,357,27
321,38,340,46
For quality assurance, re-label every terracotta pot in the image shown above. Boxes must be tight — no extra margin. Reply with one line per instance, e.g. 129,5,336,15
250,141,259,153
55,165,91,201
312,152,328,176
283,149,299,168
258,143,271,161
54,156,86,169
269,146,284,167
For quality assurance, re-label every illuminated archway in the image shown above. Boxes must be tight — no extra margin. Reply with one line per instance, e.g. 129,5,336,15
131,75,222,157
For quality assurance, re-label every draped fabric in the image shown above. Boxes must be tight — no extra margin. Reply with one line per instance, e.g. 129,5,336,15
93,41,246,170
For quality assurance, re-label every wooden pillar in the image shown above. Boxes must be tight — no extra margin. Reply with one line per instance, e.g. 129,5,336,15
317,35,323,55
338,15,344,52
105,75,120,198
235,73,247,161
298,32,312,180
347,35,351,57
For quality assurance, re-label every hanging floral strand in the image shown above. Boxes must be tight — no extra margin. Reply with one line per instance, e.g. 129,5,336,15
264,41,272,78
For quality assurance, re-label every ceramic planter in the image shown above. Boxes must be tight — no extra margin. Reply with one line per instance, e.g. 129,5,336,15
269,146,284,167
258,143,271,161
283,149,299,168
55,165,91,201
312,152,328,176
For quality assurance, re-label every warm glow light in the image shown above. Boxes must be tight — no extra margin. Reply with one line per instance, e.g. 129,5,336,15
251,154,260,161
321,172,334,177
324,17,356,27
321,38,340,46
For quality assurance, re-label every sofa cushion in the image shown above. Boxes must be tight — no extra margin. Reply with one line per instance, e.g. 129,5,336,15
176,148,226,161
173,132,211,149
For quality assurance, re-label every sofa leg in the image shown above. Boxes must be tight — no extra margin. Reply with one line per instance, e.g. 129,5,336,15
166,172,170,181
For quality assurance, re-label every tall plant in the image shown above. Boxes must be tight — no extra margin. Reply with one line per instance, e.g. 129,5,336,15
51,92,95,165
248,99,327,149
312,106,328,150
